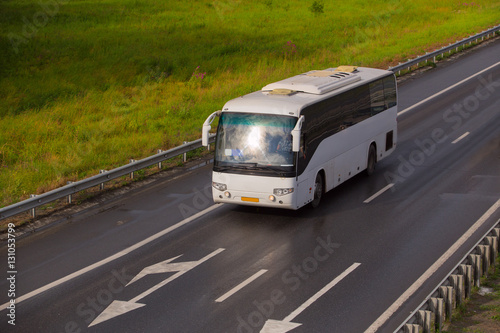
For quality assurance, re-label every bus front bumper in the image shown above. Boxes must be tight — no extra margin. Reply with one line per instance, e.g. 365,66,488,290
213,189,297,210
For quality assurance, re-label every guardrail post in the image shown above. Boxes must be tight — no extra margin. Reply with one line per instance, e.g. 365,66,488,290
459,264,473,298
478,245,491,277
493,227,500,239
99,170,107,190
486,236,498,266
404,324,421,333
67,181,74,204
429,297,444,332
30,194,37,218
417,310,433,333
439,286,455,320
129,159,136,179
157,150,163,169
183,142,188,162
449,274,464,306
469,254,482,287
493,228,500,267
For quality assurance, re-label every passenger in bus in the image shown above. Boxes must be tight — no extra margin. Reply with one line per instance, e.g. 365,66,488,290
276,134,292,153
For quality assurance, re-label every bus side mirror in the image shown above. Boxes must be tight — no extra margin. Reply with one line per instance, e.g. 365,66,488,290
202,111,221,146
291,116,305,152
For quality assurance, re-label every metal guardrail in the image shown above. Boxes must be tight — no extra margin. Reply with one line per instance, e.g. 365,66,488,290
1,24,499,221
0,135,215,221
396,219,500,333
388,24,500,74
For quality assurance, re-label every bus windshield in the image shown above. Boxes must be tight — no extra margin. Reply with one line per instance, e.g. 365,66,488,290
214,112,297,176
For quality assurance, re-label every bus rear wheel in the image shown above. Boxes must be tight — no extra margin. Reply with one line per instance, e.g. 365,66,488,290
311,172,324,208
366,144,377,176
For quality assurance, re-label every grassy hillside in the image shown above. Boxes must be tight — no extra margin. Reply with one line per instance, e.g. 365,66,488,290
0,0,499,207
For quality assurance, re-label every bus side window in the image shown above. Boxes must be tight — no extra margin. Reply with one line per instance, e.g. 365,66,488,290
369,80,386,115
383,75,397,108
354,85,371,122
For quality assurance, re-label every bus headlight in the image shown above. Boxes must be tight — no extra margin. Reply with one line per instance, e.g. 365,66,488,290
273,188,294,196
212,182,227,191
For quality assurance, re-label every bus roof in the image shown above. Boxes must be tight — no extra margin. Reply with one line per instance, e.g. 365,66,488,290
221,66,393,117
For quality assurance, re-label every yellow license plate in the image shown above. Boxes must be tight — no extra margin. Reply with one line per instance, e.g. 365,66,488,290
241,197,259,203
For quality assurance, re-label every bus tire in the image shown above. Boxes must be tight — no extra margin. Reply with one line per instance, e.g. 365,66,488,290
311,172,324,208
366,144,377,176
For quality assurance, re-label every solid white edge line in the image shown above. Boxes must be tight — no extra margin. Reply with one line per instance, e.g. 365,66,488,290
215,269,268,303
397,61,500,116
364,184,395,204
364,198,500,333
1,204,223,311
283,262,361,323
452,132,470,144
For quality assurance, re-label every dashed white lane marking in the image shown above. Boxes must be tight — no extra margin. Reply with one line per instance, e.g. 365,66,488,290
363,183,395,204
452,131,470,144
215,269,268,303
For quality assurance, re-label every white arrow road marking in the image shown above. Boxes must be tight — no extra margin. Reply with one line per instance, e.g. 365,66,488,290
127,255,184,285
88,300,146,326
261,319,302,332
89,248,225,327
260,262,361,333
0,204,223,311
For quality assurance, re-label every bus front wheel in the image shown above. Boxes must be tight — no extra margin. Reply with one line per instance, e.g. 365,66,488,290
311,172,324,208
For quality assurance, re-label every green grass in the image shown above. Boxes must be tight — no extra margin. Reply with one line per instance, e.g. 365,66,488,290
0,0,499,207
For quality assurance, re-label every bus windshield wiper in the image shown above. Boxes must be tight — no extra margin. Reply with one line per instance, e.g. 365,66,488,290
256,164,292,177
215,163,288,176
234,163,258,168
214,163,256,171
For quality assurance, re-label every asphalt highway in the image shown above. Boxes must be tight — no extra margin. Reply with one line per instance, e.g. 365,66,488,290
1,40,499,333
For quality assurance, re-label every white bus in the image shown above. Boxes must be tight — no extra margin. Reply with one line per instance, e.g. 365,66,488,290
202,66,397,209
